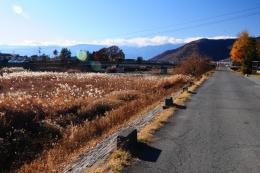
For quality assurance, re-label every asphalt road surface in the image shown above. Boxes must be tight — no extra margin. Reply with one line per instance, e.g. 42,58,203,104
125,69,260,173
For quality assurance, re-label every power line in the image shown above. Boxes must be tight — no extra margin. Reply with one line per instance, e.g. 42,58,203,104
138,11,260,37
105,6,260,38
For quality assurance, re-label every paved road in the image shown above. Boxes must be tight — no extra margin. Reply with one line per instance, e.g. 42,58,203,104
246,76,260,86
125,69,260,173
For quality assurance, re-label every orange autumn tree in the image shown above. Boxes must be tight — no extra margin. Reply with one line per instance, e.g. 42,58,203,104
230,31,258,74
230,31,250,64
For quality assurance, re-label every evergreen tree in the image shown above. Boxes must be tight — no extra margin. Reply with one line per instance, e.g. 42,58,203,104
60,48,71,63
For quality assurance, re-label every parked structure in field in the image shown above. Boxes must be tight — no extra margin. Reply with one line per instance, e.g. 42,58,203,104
160,66,168,75
252,61,260,74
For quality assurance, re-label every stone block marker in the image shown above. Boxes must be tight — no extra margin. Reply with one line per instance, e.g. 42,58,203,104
117,127,137,151
163,97,174,109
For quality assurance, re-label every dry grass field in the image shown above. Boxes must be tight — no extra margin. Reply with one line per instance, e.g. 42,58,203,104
0,57,212,172
0,69,191,172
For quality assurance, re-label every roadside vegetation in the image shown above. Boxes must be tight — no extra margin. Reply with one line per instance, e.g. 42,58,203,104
230,31,260,74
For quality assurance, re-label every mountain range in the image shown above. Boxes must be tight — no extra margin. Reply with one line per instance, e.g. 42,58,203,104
151,38,235,63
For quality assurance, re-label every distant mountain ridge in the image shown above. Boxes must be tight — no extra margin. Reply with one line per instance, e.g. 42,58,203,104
150,38,237,63
0,44,182,60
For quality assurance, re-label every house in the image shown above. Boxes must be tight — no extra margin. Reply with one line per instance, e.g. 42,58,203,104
252,61,260,74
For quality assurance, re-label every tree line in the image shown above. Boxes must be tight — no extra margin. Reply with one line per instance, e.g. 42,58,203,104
31,46,126,63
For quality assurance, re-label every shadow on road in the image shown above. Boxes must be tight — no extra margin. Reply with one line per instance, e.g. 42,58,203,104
173,103,187,109
188,91,197,94
132,142,161,162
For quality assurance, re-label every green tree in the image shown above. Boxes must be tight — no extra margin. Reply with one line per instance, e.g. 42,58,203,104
137,56,143,63
60,48,71,63
53,49,58,57
257,39,260,59
241,38,257,74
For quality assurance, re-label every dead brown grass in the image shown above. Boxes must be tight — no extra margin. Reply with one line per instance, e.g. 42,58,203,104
0,72,190,173
88,150,131,173
0,57,213,172
18,78,187,173
173,55,213,77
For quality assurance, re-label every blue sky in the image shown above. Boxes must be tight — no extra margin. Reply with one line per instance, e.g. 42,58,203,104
0,0,260,46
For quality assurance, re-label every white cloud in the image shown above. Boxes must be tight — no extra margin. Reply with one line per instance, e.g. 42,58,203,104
1,35,235,47
13,5,23,14
12,5,29,19
87,35,235,47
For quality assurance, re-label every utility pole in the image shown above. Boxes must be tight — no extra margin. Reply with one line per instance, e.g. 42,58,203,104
38,47,42,56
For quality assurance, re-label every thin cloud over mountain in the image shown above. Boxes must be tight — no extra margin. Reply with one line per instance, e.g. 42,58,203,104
1,35,234,47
